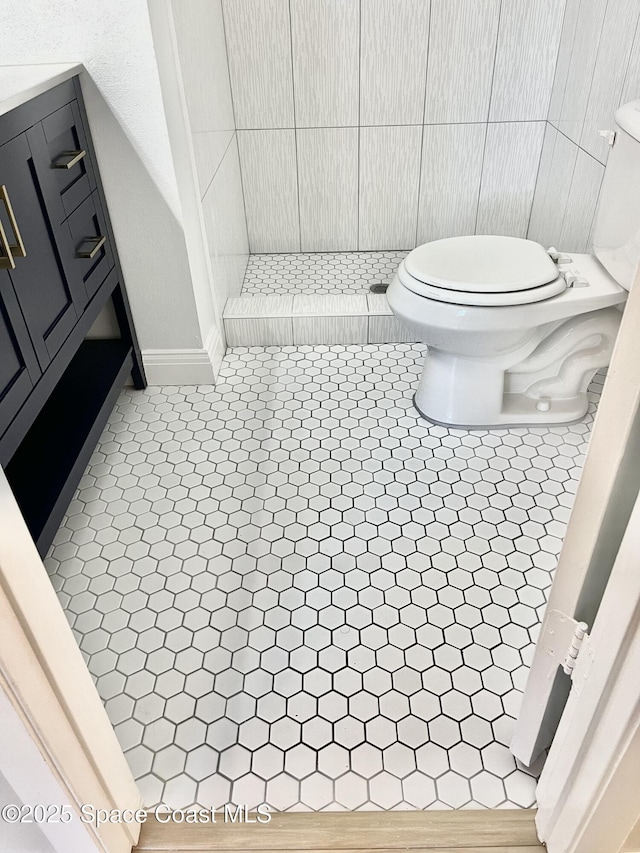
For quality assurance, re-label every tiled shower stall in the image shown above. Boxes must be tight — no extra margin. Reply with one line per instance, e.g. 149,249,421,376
45,0,640,812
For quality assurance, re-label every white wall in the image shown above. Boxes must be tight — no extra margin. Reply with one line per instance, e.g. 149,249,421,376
223,0,565,253
0,0,217,379
529,0,640,252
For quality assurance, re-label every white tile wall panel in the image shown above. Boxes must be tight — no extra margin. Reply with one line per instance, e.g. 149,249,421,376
297,128,358,251
477,122,546,238
368,314,418,343
224,317,294,346
223,0,294,128
291,0,359,127
528,125,577,250
553,0,608,143
424,0,500,124
192,131,234,199
173,0,235,134
559,149,605,253
489,0,565,122
292,315,368,345
417,123,485,245
547,0,581,124
201,138,249,311
224,295,294,317
238,130,300,253
360,0,431,126
291,295,369,316
359,126,422,251
620,21,640,106
579,0,640,164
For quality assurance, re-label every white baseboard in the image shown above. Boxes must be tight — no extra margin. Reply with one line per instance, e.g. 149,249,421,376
142,324,226,385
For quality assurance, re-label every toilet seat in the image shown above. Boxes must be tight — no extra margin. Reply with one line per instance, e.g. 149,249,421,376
402,235,567,306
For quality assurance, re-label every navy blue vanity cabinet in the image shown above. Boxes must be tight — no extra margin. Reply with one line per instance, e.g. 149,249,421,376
0,75,146,557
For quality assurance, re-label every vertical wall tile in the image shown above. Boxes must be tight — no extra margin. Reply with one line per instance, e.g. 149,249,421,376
202,138,249,311
547,0,581,124
477,122,546,238
620,20,640,106
416,124,485,244
559,149,605,252
223,0,294,128
579,0,640,163
172,0,235,134
424,0,500,124
297,128,358,251
528,125,577,250
291,0,359,127
553,0,608,142
238,130,300,253
360,0,431,126
489,0,565,121
359,126,422,250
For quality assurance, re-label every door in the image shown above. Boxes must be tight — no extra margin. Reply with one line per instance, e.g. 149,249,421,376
534,483,640,853
0,132,86,371
512,264,640,766
0,269,41,436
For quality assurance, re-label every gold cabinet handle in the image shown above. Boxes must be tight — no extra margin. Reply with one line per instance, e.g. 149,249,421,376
53,150,86,169
0,219,15,269
77,236,106,259
0,185,26,259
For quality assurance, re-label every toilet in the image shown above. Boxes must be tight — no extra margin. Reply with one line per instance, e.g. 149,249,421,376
387,99,640,428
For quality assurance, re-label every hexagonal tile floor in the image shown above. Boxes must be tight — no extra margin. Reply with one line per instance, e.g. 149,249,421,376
45,344,604,812
241,252,409,295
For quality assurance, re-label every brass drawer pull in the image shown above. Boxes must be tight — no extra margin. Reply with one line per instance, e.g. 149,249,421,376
0,185,26,264
53,150,86,169
77,235,106,259
0,219,15,269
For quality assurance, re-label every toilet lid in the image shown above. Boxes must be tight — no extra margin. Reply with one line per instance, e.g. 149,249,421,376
405,235,560,293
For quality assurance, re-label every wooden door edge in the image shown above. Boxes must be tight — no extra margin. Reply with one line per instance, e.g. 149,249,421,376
134,808,543,851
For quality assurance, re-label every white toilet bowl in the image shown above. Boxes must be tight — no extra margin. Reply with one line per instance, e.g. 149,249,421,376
387,235,626,427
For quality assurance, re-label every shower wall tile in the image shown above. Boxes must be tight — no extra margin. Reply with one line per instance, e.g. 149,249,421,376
291,0,359,127
528,125,578,250
192,131,234,199
489,0,565,122
477,122,546,237
360,0,431,126
292,315,368,345
201,138,249,312
172,0,235,134
238,130,300,253
297,128,358,251
552,0,608,143
424,0,500,124
559,150,605,252
224,316,294,346
579,0,640,164
547,0,581,124
223,0,294,128
417,123,486,244
620,21,640,106
368,315,418,344
359,125,422,251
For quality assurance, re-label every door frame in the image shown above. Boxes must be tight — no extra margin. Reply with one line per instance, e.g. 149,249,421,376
513,263,640,767
0,467,141,853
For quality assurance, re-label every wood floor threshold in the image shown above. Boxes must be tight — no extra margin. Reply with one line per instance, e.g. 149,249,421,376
133,809,544,852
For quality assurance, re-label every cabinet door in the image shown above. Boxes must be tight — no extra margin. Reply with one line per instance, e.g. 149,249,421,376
0,132,86,371
0,269,41,436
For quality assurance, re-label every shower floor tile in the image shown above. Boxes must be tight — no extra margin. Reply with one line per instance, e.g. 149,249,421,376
45,345,602,812
241,252,409,296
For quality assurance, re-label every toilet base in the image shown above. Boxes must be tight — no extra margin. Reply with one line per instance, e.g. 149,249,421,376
412,392,589,430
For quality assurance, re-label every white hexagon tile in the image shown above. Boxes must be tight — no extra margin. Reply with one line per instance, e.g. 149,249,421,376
45,343,604,812
241,252,408,295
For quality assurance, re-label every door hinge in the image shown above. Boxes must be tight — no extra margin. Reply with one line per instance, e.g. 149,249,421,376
542,609,591,679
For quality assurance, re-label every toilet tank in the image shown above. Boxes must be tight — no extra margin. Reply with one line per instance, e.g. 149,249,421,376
592,99,640,292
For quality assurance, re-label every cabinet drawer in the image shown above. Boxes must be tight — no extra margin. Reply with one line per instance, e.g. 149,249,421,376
41,101,96,221
64,191,114,300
